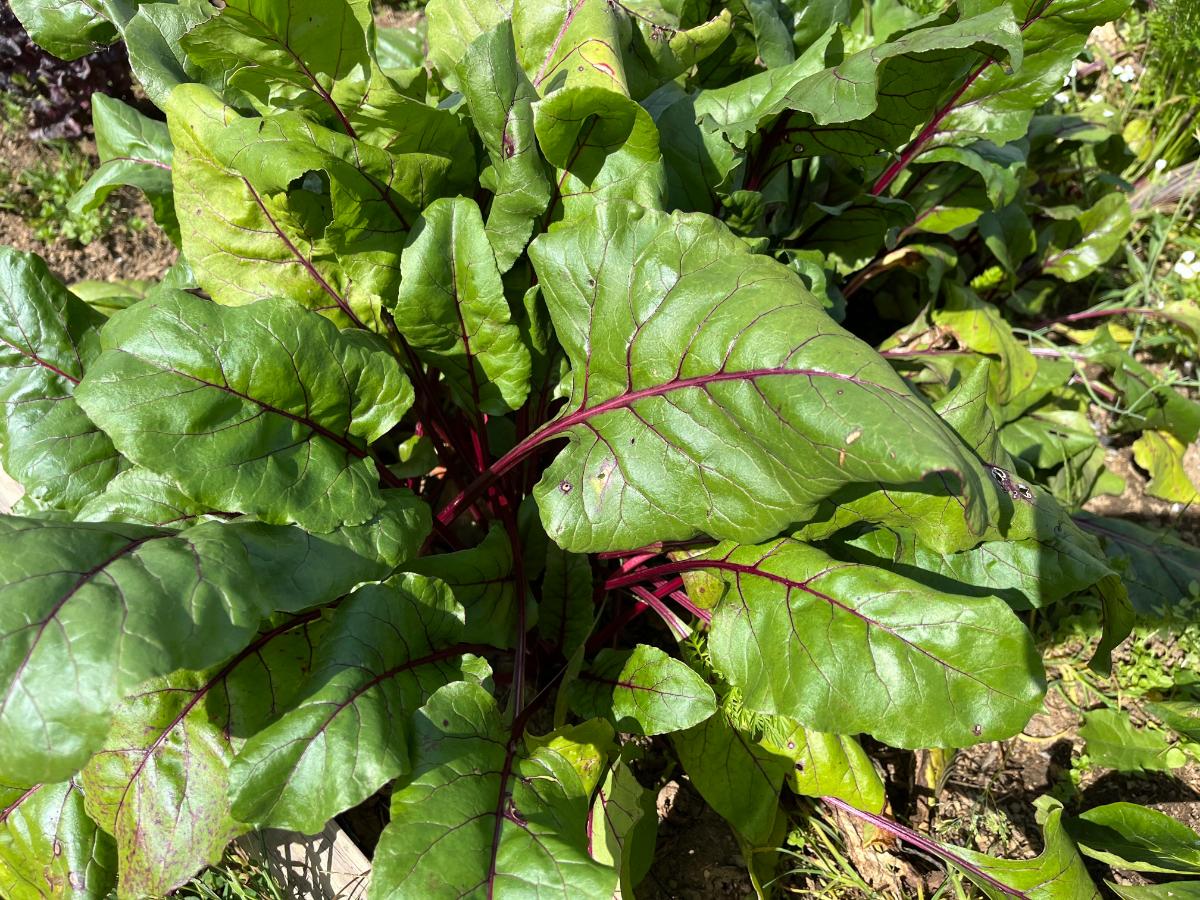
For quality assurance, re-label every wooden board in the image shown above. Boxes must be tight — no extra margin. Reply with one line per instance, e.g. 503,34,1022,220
237,823,371,900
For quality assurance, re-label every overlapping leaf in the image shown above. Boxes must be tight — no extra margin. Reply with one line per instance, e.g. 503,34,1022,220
79,613,323,897
0,248,121,514
528,201,990,553
700,538,1045,747
760,719,886,812
0,781,116,900
1067,802,1200,874
371,681,618,899
393,197,531,415
76,291,412,532
230,575,472,834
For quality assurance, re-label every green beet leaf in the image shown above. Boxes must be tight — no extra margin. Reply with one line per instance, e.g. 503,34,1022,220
760,719,886,813
229,574,470,834
586,757,657,898
1079,708,1187,773
528,201,989,553
0,781,117,900
568,645,717,735
0,248,122,514
702,538,1045,748
1067,802,1200,874
371,681,618,899
75,292,412,532
79,614,324,897
393,197,532,416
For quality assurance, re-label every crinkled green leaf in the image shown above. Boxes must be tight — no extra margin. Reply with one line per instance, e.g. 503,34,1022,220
569,645,717,735
951,800,1099,899
79,613,323,897
703,537,1045,748
1133,431,1200,504
696,4,1022,166
180,0,372,117
230,574,469,834
393,197,531,415
7,0,118,60
1075,513,1200,614
75,467,209,528
76,292,412,532
407,524,520,648
1044,193,1133,282
1079,708,1186,772
528,201,989,553
371,681,618,899
0,248,121,514
166,85,448,332
930,0,1134,152
1067,802,1200,875
425,0,512,92
456,21,552,272
760,719,886,812
671,706,789,845
70,94,177,245
0,781,117,900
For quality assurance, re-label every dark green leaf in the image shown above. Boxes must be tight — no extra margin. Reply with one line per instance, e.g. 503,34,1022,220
371,681,618,898
7,0,118,60
76,292,412,532
1068,802,1200,874
704,538,1045,748
0,248,121,514
1075,513,1200,615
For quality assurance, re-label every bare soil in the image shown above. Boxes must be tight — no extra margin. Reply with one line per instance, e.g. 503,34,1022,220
0,125,176,285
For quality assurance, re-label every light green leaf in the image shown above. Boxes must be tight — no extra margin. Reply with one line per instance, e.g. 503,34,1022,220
1147,700,1200,744
122,0,217,107
1079,708,1186,772
166,85,446,332
70,94,177,244
456,21,552,272
230,575,469,834
1108,882,1200,899
425,0,512,91
760,720,886,813
1133,431,1200,504
406,524,520,648
704,538,1045,748
79,613,324,897
75,467,209,527
569,646,717,736
393,197,531,415
0,781,117,900
0,248,121,514
180,0,372,117
7,0,118,60
930,0,1134,151
76,292,412,532
1068,802,1200,874
370,681,618,899
951,800,1099,899
528,201,990,553
671,707,789,845
587,758,657,898
696,4,1022,163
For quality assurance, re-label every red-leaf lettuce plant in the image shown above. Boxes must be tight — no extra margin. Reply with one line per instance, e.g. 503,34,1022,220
4,0,1197,897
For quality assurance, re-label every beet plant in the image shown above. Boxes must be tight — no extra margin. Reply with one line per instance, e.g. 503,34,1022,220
4,0,1200,897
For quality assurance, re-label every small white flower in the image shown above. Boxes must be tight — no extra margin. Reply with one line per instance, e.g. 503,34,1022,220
1088,92,1103,104
1055,91,1071,103
1118,68,1136,83
1155,158,1168,173
1175,260,1198,280
1182,249,1196,264
1112,63,1126,77
1103,109,1115,118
